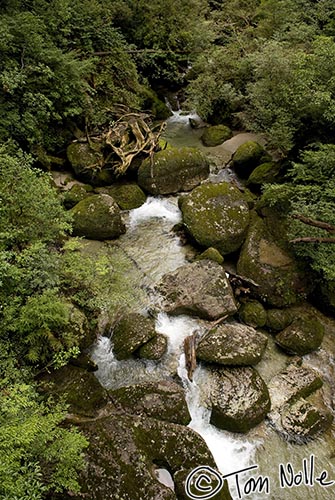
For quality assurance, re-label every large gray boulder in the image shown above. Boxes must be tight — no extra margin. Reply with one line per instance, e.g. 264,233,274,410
197,323,268,366
180,182,250,255
209,366,271,433
138,147,209,195
70,194,126,240
157,260,238,320
237,214,309,307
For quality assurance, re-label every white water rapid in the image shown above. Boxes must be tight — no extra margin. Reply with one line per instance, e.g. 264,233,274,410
91,196,262,499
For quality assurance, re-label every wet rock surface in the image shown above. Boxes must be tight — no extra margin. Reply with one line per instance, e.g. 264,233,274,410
275,310,325,355
208,366,271,433
157,260,238,320
197,322,268,366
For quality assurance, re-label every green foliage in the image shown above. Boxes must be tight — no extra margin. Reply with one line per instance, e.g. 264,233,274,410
0,0,141,150
0,381,88,499
262,143,335,280
110,0,211,85
0,147,71,248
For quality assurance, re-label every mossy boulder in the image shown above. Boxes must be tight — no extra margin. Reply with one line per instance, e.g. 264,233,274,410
238,300,267,328
63,183,93,209
232,141,269,178
67,142,114,186
38,365,108,417
138,147,209,195
70,194,126,240
247,162,282,187
196,247,224,265
201,125,232,147
197,323,268,366
112,313,157,360
275,311,325,355
141,87,173,120
237,214,309,307
266,308,294,331
280,399,332,442
109,380,190,425
157,260,237,320
78,412,231,500
180,182,250,255
209,366,271,433
138,333,168,360
95,183,146,210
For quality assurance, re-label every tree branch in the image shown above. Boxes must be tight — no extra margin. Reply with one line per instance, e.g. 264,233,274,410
290,237,335,244
292,214,335,233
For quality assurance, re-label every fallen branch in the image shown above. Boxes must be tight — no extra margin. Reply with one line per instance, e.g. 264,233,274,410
184,334,197,382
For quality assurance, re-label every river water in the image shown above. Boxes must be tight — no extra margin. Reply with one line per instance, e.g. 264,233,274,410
91,112,335,499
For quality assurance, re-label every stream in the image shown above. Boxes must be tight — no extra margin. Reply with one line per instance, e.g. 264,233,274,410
91,111,335,500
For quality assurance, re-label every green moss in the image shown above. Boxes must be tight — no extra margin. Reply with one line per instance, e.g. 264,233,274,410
275,313,325,355
196,247,224,264
140,87,172,120
137,334,167,360
67,142,113,186
237,213,309,307
138,147,209,194
233,141,267,178
266,308,293,331
112,313,157,360
201,125,232,147
181,181,250,254
247,162,282,186
96,183,146,210
239,301,267,327
70,194,125,240
63,183,93,209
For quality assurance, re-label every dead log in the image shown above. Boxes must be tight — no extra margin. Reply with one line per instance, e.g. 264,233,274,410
184,334,197,382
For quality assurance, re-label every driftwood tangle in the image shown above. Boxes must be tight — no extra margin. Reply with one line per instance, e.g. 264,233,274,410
184,334,197,382
78,105,165,177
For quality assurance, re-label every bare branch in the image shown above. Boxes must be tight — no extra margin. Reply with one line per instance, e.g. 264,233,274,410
292,214,335,233
290,237,335,244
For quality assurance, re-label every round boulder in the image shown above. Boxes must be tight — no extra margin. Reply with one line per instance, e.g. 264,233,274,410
238,300,267,328
70,194,126,240
63,183,93,209
275,312,325,355
201,125,232,147
197,323,268,366
180,182,250,255
96,183,146,210
209,366,271,433
232,141,268,178
112,313,157,360
67,142,114,186
138,147,209,195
